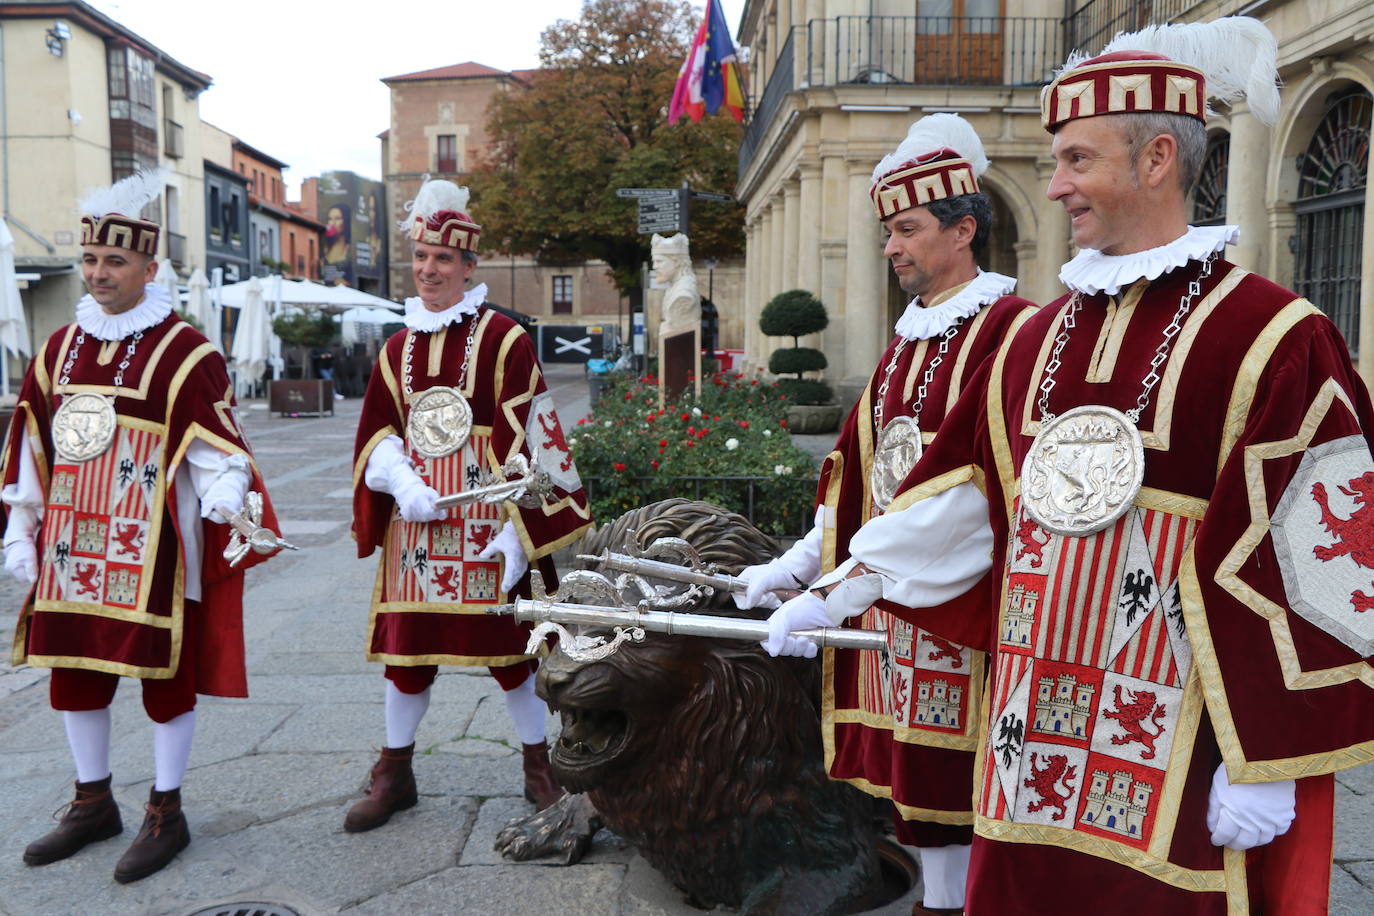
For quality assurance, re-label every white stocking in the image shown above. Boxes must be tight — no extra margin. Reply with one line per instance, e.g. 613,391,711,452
384,681,431,748
63,708,112,784
502,675,547,746
919,844,972,910
152,709,196,791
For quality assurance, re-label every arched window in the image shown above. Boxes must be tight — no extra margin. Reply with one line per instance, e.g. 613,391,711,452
1192,133,1229,226
1294,86,1371,352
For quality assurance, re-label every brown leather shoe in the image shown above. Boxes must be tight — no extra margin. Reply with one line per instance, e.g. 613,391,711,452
522,740,564,811
23,775,123,866
344,744,418,833
113,787,190,884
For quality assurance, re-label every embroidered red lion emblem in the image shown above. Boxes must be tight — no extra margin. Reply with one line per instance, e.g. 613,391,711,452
1015,516,1050,568
538,412,574,472
1101,684,1167,760
112,523,144,559
467,525,495,555
1023,751,1076,821
1311,473,1374,612
433,567,462,600
922,632,964,669
72,562,101,599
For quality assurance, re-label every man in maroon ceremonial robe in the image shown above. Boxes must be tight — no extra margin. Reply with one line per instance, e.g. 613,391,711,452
346,179,592,832
2,169,283,882
741,114,1035,914
767,16,1374,915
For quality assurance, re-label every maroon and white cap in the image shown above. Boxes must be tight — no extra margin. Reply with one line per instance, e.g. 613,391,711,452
869,114,989,220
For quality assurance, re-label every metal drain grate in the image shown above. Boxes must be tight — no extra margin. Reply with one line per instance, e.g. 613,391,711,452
185,904,301,916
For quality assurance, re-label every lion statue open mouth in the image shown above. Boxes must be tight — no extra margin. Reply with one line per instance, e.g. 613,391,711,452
496,499,891,914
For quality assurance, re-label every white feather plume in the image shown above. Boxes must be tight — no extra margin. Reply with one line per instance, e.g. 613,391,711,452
403,177,471,227
1062,16,1279,125
76,168,168,218
871,113,990,185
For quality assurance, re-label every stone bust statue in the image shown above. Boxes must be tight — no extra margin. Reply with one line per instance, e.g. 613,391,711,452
651,233,700,337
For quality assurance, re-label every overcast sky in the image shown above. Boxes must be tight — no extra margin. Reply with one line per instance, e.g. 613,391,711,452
87,0,746,197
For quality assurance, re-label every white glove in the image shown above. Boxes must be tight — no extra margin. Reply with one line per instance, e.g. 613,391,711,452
3,537,37,584
479,520,528,593
1206,763,1295,850
761,592,833,658
733,560,798,610
393,475,445,524
191,448,251,524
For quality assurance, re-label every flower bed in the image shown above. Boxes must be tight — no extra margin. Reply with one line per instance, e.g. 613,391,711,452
571,372,819,537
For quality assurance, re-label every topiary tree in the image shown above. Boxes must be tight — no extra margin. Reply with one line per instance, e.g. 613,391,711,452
760,289,831,405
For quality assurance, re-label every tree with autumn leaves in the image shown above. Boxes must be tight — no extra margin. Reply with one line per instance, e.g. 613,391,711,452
470,0,745,296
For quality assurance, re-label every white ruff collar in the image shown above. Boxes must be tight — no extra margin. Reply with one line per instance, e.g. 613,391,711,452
893,270,1017,341
1059,226,1239,297
404,282,487,332
74,283,173,341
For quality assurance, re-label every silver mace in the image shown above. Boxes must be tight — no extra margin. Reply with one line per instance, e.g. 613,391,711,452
222,491,297,567
490,597,888,661
433,454,554,510
578,548,802,601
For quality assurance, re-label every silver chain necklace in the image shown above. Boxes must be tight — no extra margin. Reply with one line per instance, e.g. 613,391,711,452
403,308,479,459
1022,254,1217,537
51,326,146,463
1037,253,1215,424
870,314,967,511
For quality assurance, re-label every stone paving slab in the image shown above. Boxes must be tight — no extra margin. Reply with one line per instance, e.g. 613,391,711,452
346,862,628,916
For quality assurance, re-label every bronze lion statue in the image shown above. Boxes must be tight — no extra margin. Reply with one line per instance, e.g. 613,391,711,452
495,499,890,914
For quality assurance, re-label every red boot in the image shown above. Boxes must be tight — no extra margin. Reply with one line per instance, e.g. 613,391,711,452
344,744,418,833
522,741,564,811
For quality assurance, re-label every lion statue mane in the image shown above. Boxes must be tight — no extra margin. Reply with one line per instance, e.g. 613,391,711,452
496,499,886,914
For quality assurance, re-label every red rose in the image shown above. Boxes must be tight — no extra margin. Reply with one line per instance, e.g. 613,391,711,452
687,426,695,435
658,439,668,447
779,419,788,428
681,412,690,421
738,420,749,429
651,459,660,469
613,462,627,472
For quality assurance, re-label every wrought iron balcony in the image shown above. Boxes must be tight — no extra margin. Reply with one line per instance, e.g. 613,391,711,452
740,15,1063,177
1064,0,1204,55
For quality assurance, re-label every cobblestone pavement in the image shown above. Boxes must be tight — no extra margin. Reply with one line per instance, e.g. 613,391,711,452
0,364,1370,915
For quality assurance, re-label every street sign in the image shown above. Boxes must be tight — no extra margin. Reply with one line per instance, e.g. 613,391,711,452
616,188,676,199
688,190,733,202
637,201,680,217
638,216,680,235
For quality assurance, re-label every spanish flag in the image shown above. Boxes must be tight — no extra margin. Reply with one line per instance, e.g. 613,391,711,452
668,0,745,124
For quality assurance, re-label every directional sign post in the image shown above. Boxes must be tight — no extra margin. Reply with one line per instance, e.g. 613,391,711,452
618,184,735,236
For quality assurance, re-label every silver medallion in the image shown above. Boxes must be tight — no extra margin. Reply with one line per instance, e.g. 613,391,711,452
407,386,473,459
1021,404,1144,537
870,416,924,511
51,392,117,462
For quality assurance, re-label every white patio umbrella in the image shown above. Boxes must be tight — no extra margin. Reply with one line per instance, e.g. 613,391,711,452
154,258,178,306
185,268,216,347
215,276,400,311
339,305,403,346
229,276,270,397
0,219,31,397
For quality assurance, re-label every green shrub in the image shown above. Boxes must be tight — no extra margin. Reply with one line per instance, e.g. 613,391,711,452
760,289,828,339
776,378,833,406
768,347,827,377
570,371,817,537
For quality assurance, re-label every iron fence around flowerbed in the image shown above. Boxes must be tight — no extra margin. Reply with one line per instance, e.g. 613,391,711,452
583,475,821,541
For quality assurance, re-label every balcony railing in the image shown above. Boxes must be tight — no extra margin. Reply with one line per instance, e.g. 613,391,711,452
1064,0,1204,55
167,230,187,266
163,118,183,158
741,16,1063,177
